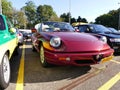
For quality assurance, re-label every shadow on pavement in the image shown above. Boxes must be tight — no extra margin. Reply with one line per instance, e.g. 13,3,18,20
10,46,22,83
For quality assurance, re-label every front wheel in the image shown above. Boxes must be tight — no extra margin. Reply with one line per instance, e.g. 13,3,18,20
0,53,10,89
32,45,36,52
14,46,19,55
40,45,49,67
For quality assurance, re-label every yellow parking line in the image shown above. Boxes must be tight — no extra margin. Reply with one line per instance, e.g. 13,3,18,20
98,72,120,90
98,60,120,90
16,44,25,90
111,60,120,64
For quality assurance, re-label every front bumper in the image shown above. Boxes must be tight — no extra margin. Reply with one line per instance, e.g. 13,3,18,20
110,42,120,52
44,49,114,66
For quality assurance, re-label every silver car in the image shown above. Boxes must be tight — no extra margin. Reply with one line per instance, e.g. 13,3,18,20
16,29,24,45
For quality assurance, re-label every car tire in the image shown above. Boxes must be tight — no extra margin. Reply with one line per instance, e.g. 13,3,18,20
14,46,19,55
40,45,49,67
0,53,10,89
32,45,36,52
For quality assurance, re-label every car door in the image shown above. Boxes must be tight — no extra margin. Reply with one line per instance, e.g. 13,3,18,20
78,25,91,33
6,17,17,55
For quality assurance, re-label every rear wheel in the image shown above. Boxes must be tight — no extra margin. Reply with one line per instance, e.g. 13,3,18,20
0,53,10,89
40,45,49,67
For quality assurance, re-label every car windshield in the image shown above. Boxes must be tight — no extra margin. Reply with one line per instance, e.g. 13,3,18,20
108,28,118,33
39,22,74,32
90,25,111,33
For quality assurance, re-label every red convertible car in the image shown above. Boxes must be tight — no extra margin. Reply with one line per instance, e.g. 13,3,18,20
31,21,114,67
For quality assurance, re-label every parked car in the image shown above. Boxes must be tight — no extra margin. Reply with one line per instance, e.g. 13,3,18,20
108,27,119,33
0,14,18,89
20,31,32,41
16,29,24,45
77,24,120,53
31,21,113,67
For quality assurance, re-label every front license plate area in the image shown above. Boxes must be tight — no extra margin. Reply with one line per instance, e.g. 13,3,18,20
101,55,113,63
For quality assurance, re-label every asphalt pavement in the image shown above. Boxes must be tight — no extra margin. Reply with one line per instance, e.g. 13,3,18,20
5,39,120,90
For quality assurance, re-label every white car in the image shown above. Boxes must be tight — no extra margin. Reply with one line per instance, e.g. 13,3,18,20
16,29,24,45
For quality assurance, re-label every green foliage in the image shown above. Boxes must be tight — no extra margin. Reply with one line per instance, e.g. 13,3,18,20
37,5,58,22
21,3,60,28
71,18,76,24
2,0,13,19
15,10,28,28
60,14,88,24
76,16,88,23
60,12,70,22
77,16,81,22
3,0,119,29
1,0,88,28
1,0,27,28
81,18,88,23
95,9,119,29
49,14,62,21
21,1,36,28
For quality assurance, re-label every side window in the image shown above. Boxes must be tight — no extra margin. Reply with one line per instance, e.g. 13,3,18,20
89,26,96,33
6,17,13,29
79,26,89,32
0,15,6,30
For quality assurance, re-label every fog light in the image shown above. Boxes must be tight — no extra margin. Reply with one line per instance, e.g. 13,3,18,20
59,57,71,61
66,57,70,61
93,54,103,61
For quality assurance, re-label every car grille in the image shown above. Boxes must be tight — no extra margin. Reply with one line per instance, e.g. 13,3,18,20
112,42,120,46
75,60,96,64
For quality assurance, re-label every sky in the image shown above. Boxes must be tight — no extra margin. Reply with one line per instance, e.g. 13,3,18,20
8,0,120,22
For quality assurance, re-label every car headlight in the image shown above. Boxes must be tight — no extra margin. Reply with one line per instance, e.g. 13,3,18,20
110,38,120,42
100,36,107,43
50,37,61,48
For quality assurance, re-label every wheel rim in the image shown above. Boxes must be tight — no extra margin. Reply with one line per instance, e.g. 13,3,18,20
2,54,10,83
40,46,45,64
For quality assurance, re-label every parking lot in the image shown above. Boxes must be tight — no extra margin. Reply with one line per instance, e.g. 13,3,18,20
5,39,120,90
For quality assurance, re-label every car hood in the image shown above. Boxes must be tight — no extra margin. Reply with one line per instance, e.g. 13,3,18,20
41,32,111,52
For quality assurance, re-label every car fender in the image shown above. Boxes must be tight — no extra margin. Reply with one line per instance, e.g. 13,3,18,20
0,38,17,64
0,45,9,64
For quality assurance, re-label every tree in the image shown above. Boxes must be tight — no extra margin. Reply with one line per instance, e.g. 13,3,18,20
49,14,62,21
81,18,88,23
2,0,13,19
14,10,28,28
21,0,36,28
77,16,81,22
60,12,71,23
37,5,58,22
71,17,76,24
95,9,119,29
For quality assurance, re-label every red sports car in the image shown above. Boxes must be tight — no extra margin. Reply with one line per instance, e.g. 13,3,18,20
31,21,114,67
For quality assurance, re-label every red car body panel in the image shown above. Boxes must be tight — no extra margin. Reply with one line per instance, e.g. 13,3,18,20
41,32,111,52
32,31,114,66
44,48,113,66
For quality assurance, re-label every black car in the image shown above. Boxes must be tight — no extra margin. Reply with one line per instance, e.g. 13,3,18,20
108,27,119,33
77,24,120,52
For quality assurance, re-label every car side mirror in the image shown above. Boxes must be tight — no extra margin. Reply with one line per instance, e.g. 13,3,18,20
74,27,79,32
31,28,37,33
74,29,79,32
9,28,16,34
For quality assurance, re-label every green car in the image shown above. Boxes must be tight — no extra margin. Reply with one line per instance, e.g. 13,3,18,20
0,14,18,89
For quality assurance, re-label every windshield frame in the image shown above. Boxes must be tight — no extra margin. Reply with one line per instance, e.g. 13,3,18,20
38,21,74,32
